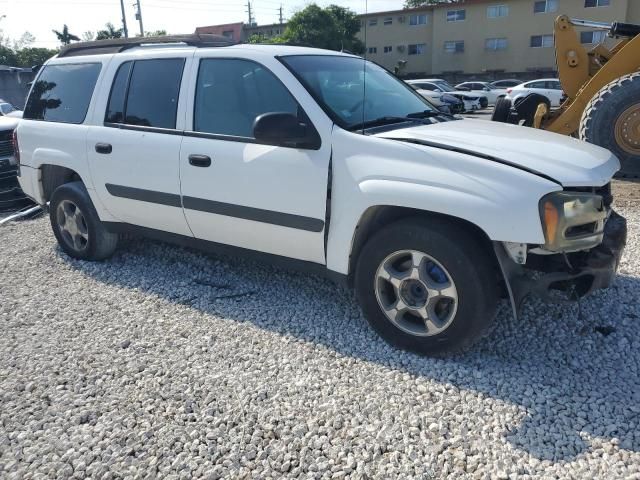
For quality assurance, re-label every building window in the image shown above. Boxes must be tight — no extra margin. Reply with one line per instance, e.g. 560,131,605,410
485,37,508,50
409,14,427,25
383,45,393,53
580,30,608,43
369,18,377,26
408,43,427,55
383,17,393,25
585,0,610,6
487,5,509,18
530,34,554,47
444,40,464,53
534,0,558,14
368,47,377,54
446,9,466,22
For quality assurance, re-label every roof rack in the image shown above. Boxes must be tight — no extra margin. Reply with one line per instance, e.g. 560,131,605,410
58,33,235,58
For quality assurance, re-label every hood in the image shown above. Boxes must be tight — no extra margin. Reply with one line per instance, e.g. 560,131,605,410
0,115,20,130
374,119,619,187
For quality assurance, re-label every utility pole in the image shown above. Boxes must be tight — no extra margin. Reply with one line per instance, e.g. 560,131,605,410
134,0,144,36
120,0,129,38
278,4,283,24
246,1,253,26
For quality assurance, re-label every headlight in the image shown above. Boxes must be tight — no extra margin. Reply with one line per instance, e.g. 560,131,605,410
539,191,607,252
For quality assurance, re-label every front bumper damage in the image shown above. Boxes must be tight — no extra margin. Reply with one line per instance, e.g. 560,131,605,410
495,211,627,318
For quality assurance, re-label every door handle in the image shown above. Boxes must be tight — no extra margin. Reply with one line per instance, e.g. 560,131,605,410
188,154,212,168
95,143,112,154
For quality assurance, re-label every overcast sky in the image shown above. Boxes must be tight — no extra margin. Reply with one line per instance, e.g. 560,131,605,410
1,0,403,48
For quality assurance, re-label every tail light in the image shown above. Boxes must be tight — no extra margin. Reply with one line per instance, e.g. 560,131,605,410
12,129,20,165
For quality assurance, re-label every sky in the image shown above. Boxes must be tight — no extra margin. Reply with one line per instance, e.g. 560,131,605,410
0,0,404,49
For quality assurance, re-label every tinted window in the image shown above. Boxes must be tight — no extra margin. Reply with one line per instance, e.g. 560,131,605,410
194,59,298,138
546,80,562,90
105,61,133,124
124,59,184,129
24,63,101,124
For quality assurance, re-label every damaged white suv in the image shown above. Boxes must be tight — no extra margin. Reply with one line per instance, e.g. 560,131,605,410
16,36,627,355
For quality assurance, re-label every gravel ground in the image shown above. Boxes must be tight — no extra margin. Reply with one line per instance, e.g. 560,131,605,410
1,207,639,480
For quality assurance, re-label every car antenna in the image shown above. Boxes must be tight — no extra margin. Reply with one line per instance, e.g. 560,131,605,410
361,0,368,135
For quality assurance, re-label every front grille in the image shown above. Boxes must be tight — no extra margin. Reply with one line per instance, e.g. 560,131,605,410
0,139,14,158
565,183,613,208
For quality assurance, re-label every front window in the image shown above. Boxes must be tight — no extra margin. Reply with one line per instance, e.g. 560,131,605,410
446,9,466,22
534,0,558,14
280,55,437,130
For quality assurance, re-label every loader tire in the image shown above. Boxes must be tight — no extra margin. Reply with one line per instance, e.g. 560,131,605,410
492,97,513,123
580,72,640,178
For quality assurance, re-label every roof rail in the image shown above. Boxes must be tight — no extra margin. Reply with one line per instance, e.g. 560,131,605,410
58,33,235,58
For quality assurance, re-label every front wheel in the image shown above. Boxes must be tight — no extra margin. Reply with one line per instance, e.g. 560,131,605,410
355,218,499,356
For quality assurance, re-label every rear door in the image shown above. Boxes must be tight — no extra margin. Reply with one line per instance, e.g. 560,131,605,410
86,53,193,236
178,53,332,263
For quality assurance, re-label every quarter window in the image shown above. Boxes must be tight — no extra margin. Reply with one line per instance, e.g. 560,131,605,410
408,43,426,55
487,5,509,17
585,0,609,6
486,37,508,50
194,58,298,138
105,58,185,129
446,10,466,22
409,14,427,25
534,0,558,13
24,63,101,124
444,40,465,53
530,34,554,47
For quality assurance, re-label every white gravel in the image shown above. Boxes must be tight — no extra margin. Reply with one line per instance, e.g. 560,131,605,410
1,207,639,479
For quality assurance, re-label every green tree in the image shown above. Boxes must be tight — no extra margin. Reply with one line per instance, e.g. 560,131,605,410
52,25,80,45
15,47,58,67
281,4,365,54
145,30,168,37
404,0,464,7
0,45,17,65
96,23,123,40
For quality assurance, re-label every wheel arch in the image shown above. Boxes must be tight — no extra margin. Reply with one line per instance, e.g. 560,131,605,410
39,164,84,203
346,205,498,285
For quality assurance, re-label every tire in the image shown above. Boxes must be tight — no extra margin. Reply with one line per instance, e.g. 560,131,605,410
492,97,513,123
354,217,499,356
479,97,489,109
49,181,118,261
580,72,640,177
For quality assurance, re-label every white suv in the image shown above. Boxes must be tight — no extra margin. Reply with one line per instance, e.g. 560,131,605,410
16,35,627,356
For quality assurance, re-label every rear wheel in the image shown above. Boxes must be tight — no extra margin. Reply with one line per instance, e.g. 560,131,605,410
50,181,118,260
580,72,640,177
492,97,513,123
354,218,499,356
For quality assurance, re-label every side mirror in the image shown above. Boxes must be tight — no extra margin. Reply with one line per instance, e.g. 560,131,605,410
253,112,320,149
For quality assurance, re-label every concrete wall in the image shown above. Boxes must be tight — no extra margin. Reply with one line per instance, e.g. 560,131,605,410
0,70,36,109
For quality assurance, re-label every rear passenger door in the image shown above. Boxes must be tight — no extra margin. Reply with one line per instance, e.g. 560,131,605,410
86,54,193,236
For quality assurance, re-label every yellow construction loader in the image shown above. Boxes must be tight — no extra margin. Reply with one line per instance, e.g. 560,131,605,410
492,15,640,177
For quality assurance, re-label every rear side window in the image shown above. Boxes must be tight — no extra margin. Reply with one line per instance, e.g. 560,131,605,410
105,58,185,129
24,63,101,124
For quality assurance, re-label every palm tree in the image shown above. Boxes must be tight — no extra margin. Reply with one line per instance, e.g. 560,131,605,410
96,23,123,41
52,25,80,45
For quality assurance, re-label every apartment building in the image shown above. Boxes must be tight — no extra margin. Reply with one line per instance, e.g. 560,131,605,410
358,0,640,76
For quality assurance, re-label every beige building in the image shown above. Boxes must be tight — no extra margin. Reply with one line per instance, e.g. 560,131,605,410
357,0,640,77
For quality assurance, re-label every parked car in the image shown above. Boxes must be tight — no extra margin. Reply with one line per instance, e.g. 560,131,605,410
505,78,565,108
454,81,504,106
0,115,31,212
489,79,522,89
16,38,626,356
406,79,485,112
0,101,22,118
407,83,464,114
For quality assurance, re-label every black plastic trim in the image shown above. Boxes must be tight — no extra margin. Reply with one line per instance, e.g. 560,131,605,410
102,221,347,286
104,183,325,232
104,122,184,136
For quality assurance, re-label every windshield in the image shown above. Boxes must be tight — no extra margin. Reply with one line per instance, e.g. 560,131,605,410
280,55,437,130
433,81,457,92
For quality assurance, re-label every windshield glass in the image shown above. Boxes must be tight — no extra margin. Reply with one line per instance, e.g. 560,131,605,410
433,81,457,92
281,55,436,129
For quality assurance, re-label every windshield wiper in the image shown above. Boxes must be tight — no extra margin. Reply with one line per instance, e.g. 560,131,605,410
348,110,450,131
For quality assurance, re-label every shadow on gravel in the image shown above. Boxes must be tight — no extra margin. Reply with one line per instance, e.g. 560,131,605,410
66,239,640,463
